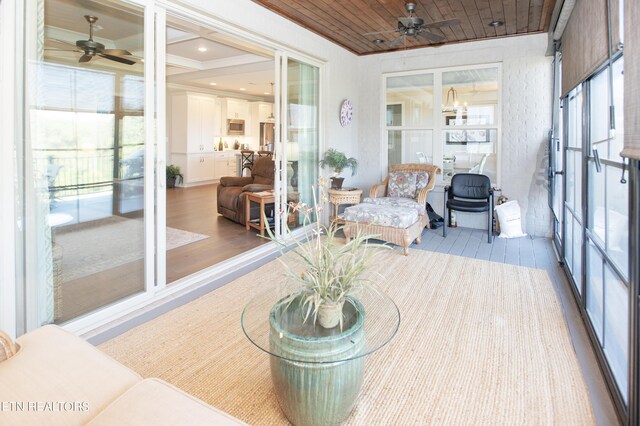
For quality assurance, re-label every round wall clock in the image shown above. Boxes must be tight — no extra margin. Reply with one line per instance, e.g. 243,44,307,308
340,99,353,127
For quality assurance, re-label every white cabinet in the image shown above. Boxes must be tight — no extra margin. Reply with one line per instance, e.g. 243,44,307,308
171,93,219,154
222,98,249,120
171,153,215,186
220,98,249,135
213,152,237,180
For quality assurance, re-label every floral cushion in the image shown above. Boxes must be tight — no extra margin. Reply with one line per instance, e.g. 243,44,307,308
387,172,417,198
362,197,427,216
415,172,430,191
343,203,419,229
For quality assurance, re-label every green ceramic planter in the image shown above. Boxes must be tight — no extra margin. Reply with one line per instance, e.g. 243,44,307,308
269,295,365,426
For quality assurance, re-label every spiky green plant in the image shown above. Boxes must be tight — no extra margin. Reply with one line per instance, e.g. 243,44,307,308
264,179,388,327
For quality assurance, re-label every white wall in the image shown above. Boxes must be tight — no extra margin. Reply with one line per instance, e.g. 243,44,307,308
356,34,553,237
178,0,361,172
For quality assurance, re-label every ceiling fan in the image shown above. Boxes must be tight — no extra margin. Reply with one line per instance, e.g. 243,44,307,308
365,2,461,48
46,15,136,65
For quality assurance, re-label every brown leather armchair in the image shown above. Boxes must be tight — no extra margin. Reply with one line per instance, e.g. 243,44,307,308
216,157,274,225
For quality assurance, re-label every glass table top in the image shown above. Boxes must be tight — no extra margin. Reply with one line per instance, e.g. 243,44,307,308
241,282,400,364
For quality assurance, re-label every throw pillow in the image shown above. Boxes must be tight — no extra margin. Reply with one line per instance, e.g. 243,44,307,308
0,331,18,362
415,172,430,192
388,172,417,198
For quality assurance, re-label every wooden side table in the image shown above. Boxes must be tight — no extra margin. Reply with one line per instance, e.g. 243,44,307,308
246,191,275,236
328,188,362,224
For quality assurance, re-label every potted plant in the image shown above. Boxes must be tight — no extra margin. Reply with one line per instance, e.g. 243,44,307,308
319,148,358,189
265,183,387,329
262,182,389,425
166,164,183,188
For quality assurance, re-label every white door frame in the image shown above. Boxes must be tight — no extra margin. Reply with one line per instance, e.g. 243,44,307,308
66,1,327,336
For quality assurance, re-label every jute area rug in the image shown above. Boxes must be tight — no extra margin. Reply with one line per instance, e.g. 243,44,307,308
56,216,209,282
99,249,595,425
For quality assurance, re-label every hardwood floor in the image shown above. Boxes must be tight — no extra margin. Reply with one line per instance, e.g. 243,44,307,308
166,184,267,283
57,184,266,323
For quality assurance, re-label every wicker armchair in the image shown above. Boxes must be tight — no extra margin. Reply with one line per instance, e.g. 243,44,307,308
370,163,442,206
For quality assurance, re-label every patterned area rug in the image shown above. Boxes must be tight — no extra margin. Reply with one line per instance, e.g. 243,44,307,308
56,217,209,282
100,249,595,425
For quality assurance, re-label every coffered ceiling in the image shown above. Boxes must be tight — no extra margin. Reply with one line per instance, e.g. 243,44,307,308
252,0,556,55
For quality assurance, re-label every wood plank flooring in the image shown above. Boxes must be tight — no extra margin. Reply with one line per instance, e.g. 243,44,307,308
410,226,618,425
166,184,268,283
57,184,266,322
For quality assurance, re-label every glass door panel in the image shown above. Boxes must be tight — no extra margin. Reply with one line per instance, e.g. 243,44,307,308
26,0,146,325
284,57,319,229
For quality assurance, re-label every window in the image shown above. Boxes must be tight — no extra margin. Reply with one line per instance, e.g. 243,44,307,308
583,55,629,404
384,65,500,183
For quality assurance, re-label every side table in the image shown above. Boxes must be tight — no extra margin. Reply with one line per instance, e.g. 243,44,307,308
328,188,362,225
246,191,275,236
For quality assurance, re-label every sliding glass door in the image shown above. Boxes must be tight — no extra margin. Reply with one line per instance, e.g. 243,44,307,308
278,54,320,229
23,0,151,326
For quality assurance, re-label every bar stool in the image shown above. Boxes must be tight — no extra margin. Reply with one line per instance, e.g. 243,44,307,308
240,150,254,175
257,150,273,158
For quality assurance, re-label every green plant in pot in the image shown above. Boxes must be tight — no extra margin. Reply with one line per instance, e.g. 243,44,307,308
319,148,358,189
265,181,388,329
166,164,183,188
262,181,389,426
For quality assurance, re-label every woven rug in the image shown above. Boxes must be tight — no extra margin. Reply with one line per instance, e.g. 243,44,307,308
56,216,209,282
99,250,595,425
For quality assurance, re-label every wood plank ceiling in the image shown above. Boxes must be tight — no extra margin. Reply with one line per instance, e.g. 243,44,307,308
251,0,556,55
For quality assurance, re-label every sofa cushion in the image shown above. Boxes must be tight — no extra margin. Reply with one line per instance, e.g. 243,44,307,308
241,184,272,193
363,197,427,216
218,186,244,212
0,325,140,426
344,203,419,229
88,378,245,426
387,171,417,198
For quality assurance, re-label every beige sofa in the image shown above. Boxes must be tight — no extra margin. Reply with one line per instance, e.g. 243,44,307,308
0,325,244,425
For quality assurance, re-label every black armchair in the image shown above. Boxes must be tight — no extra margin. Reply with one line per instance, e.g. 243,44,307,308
443,173,494,243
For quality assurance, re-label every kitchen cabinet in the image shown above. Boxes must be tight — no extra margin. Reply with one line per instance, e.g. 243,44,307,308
171,93,219,154
221,98,249,120
171,153,215,186
213,152,237,180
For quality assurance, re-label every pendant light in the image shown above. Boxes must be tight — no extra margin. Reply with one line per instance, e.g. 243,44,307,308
266,82,275,122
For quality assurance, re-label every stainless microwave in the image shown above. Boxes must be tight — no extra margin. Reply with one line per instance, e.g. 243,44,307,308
226,119,245,135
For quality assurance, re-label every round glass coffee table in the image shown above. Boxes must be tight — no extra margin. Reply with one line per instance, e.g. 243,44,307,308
241,283,400,426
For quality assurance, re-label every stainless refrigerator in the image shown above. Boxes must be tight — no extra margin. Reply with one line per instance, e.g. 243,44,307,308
259,122,275,151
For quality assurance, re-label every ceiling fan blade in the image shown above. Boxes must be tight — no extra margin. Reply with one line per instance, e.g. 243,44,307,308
363,29,398,36
103,48,132,56
419,31,445,42
389,35,405,49
99,53,136,65
79,54,93,63
44,48,81,52
424,19,461,29
399,17,424,27
47,38,77,47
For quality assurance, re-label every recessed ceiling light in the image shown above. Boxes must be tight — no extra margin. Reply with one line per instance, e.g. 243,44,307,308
488,20,504,27
264,92,270,95
198,46,207,52
239,88,246,91
372,39,385,44
209,82,217,86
